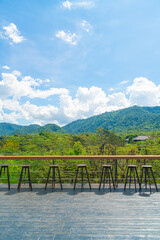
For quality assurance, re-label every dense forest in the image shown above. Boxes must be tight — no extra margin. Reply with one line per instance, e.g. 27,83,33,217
1,105,160,184
0,128,160,184
64,106,160,133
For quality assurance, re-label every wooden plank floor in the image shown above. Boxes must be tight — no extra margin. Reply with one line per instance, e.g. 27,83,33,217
0,184,160,240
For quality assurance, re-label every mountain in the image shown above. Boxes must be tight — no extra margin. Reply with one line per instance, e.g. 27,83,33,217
63,106,160,134
0,123,66,136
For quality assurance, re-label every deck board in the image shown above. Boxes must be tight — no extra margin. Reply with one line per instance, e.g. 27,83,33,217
0,184,160,239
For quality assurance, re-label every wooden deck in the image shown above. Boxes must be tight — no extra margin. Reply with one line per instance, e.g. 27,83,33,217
0,184,160,239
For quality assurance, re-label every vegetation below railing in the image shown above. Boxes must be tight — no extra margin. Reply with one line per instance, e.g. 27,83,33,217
0,128,160,184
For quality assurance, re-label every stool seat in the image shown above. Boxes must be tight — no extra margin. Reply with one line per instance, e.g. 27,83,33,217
77,164,87,167
102,164,112,167
45,165,63,190
142,165,152,168
49,165,59,168
22,165,30,167
74,164,91,190
127,165,137,168
0,164,9,167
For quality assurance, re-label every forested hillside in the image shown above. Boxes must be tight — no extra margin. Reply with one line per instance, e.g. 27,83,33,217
0,123,66,136
63,106,160,134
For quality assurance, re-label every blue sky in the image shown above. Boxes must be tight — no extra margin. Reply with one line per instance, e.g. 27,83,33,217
0,0,160,126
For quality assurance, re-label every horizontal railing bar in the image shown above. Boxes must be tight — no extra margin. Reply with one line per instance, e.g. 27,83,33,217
0,155,160,160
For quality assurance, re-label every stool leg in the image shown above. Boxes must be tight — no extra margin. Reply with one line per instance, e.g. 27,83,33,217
18,168,24,191
52,167,56,189
85,167,91,189
129,168,132,189
28,168,32,191
99,167,104,190
108,168,111,192
103,168,106,188
110,167,115,189
0,166,2,178
51,167,55,189
145,168,147,189
150,168,158,191
45,167,51,190
135,167,140,191
133,168,137,192
73,167,79,190
81,167,83,189
140,168,144,192
124,167,129,191
57,167,63,190
7,167,10,190
146,168,151,193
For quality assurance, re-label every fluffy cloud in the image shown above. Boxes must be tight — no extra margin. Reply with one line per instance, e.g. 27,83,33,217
120,80,129,85
0,71,160,126
62,1,95,9
0,71,68,100
0,23,25,44
62,1,72,9
56,30,78,45
2,66,10,70
60,86,107,119
80,20,93,32
127,77,160,106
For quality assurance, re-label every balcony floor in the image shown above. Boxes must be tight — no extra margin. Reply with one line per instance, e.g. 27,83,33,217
0,184,160,240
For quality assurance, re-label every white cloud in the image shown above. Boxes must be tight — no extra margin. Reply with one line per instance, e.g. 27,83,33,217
56,30,78,45
76,1,95,9
1,23,25,44
60,86,108,120
62,1,95,9
109,88,114,91
80,20,93,32
1,71,160,126
106,92,129,111
127,77,160,106
120,80,129,85
62,1,72,9
2,66,10,70
0,71,69,100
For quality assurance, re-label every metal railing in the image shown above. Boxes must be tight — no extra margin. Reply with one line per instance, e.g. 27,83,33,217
0,155,160,184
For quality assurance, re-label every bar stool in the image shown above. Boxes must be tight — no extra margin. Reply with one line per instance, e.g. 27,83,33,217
140,165,158,192
74,164,91,190
17,165,32,191
45,165,63,190
99,165,115,191
124,165,140,191
0,164,10,190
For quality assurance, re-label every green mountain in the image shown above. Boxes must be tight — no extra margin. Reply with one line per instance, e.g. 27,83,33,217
0,123,66,136
63,106,160,134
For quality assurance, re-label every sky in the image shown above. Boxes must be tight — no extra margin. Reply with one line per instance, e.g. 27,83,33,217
0,0,160,126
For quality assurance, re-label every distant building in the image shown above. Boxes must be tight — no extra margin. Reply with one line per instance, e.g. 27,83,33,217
132,136,150,142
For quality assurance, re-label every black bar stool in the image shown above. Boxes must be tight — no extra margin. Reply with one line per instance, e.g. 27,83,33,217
0,164,10,190
17,165,32,191
124,165,140,191
140,165,158,192
74,164,91,190
99,165,115,191
45,165,63,190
